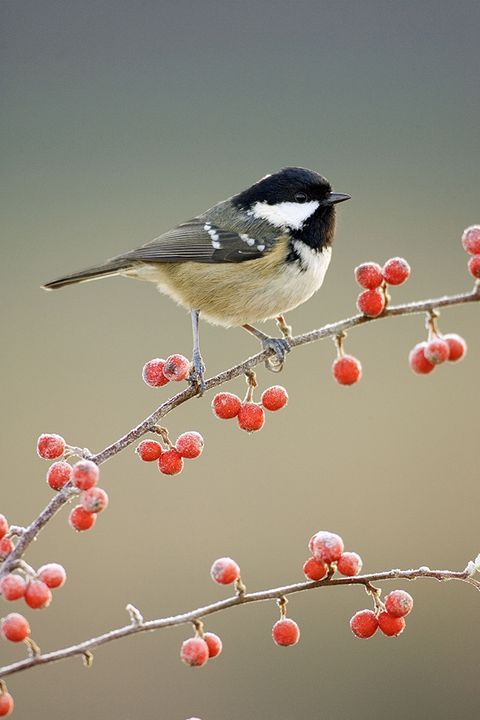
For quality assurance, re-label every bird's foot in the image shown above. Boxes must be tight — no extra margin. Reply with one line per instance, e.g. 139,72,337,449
261,336,291,372
276,315,293,340
189,351,206,395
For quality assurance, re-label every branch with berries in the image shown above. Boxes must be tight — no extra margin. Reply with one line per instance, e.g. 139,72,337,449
0,225,479,716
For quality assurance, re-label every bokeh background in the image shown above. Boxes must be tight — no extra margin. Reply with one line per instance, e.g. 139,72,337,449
2,1,480,718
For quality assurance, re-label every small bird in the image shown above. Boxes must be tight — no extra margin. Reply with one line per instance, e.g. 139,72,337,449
43,167,350,390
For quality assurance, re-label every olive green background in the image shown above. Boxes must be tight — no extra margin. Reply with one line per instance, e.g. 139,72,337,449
2,1,480,718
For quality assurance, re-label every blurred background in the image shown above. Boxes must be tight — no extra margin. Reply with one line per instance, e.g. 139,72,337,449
1,1,480,718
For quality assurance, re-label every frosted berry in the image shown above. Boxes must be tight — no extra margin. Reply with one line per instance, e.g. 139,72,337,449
337,551,363,577
80,487,109,513
237,402,265,432
142,358,169,387
382,257,411,285
204,632,223,658
408,342,436,374
424,338,450,365
175,431,204,459
0,691,14,717
37,563,67,589
210,557,240,585
261,386,288,411
310,531,344,564
350,609,378,639
303,557,328,581
180,637,209,667
378,611,406,637
461,225,480,254
468,255,480,279
1,612,30,642
0,515,8,541
0,574,27,601
136,440,163,462
272,618,300,646
24,579,52,609
357,288,385,317
354,262,383,290
163,354,191,382
332,355,362,386
0,539,14,561
46,461,72,490
37,433,65,460
444,333,467,362
212,392,242,419
158,449,184,475
385,590,413,618
72,460,99,490
69,505,97,531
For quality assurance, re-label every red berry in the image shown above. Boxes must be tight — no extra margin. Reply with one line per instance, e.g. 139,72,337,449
80,487,109,513
0,539,14,561
136,440,163,462
203,632,223,658
382,257,411,285
37,433,65,460
69,505,97,531
310,531,344,564
424,338,450,365
384,590,413,618
175,431,204,459
461,225,480,254
142,358,169,387
272,618,300,646
46,461,72,490
237,402,265,432
408,342,436,374
24,579,52,609
261,385,288,411
468,255,480,279
158,449,184,475
163,354,191,382
1,612,30,642
444,333,467,362
0,515,8,541
350,609,378,639
332,355,362,386
180,637,209,667
72,460,99,490
356,288,386,317
37,563,67,589
0,574,27,601
0,691,14,717
378,611,406,636
337,551,363,577
212,392,242,419
303,557,328,581
210,557,240,585
354,262,383,289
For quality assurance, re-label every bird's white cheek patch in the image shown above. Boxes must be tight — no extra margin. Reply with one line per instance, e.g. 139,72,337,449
249,200,320,230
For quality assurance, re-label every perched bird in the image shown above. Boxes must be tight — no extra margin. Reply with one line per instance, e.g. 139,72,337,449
43,167,350,390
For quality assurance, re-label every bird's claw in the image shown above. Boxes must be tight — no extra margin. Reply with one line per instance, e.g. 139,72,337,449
189,352,206,395
261,337,291,372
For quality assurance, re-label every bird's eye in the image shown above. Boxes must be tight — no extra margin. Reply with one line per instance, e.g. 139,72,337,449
294,192,308,203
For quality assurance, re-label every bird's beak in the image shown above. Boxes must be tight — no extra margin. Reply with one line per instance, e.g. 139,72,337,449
326,192,351,205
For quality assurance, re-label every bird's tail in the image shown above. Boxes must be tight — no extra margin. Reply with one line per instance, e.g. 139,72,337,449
42,258,131,290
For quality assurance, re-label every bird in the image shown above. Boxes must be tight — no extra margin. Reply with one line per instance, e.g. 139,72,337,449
43,166,350,391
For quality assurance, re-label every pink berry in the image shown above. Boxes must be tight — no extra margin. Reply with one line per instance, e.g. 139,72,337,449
1,612,30,642
354,262,383,289
272,618,300,646
237,402,265,432
175,431,204,459
80,487,109,513
337,551,363,577
0,538,14,561
332,355,362,386
0,515,8,541
461,225,480,254
0,574,27,601
261,386,288,411
424,338,450,365
212,392,242,419
37,433,65,460
72,460,99,490
180,637,209,667
0,691,14,717
37,563,67,589
384,590,413,618
350,609,378,639
310,531,344,564
136,440,163,462
158,449,184,475
24,579,52,609
203,632,223,658
46,461,72,490
163,354,191,382
210,557,240,585
408,342,436,374
382,257,411,285
142,358,169,387
356,288,385,317
468,255,480,279
444,333,467,362
69,505,97,532
378,611,406,637
303,557,328,581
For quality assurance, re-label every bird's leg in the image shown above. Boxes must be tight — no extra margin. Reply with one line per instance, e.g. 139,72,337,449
189,309,206,395
242,323,291,372
276,315,293,340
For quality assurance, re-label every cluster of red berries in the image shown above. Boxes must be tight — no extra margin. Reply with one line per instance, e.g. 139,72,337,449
211,385,288,432
408,320,467,376
350,589,414,639
136,431,204,476
142,354,191,387
463,225,480,280
0,562,66,611
0,516,14,563
354,257,411,318
304,530,362,581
